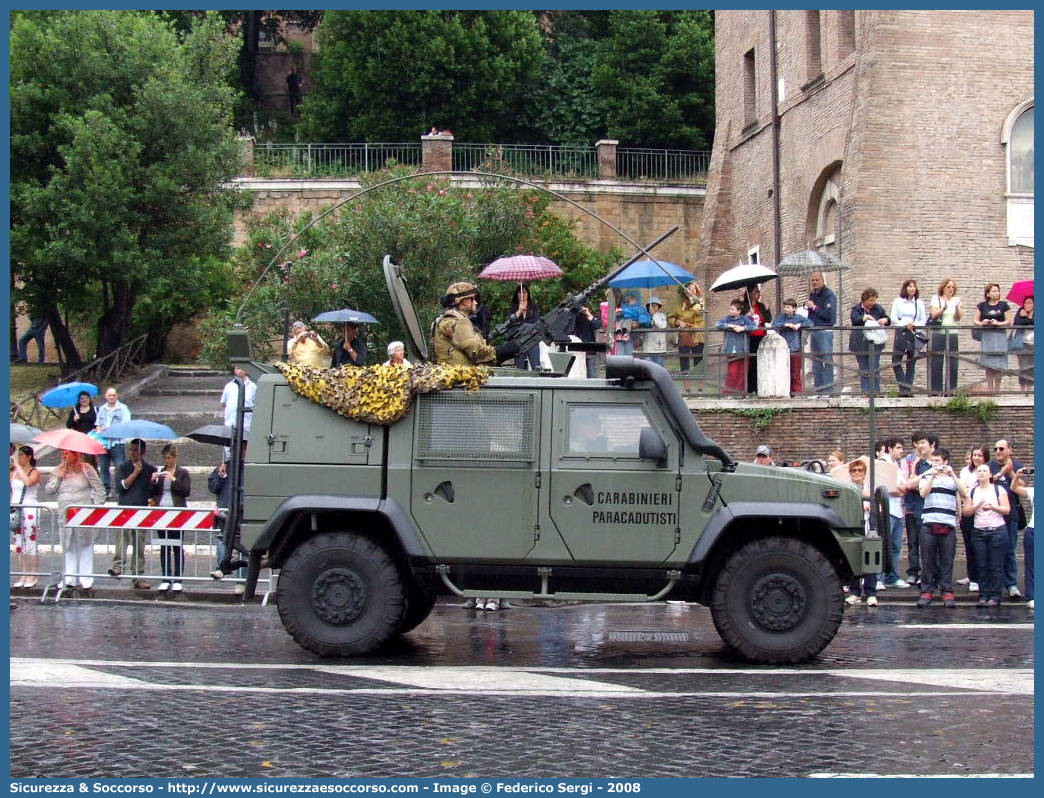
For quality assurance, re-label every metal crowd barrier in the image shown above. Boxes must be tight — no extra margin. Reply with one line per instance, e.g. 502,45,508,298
8,503,62,595
10,504,272,605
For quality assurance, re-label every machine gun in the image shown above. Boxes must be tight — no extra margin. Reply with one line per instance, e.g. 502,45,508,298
490,225,679,366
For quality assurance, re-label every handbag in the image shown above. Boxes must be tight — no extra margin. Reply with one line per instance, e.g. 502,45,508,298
913,330,929,355
863,318,887,346
10,484,26,532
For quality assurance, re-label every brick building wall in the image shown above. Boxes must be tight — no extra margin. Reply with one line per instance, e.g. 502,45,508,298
699,10,1034,324
693,403,1033,470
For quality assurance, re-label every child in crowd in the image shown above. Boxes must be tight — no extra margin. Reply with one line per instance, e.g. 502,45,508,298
642,297,668,366
715,301,755,394
771,298,812,395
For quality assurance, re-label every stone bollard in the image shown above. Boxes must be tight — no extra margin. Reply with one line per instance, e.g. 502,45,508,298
757,330,791,398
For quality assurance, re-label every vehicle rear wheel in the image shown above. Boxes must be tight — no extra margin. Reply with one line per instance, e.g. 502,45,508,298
710,535,842,664
277,531,405,657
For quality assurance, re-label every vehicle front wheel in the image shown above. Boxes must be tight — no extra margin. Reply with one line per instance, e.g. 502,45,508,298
398,577,438,636
277,531,405,657
710,535,842,664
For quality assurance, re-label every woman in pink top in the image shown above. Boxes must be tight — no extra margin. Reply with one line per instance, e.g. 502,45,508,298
956,445,990,591
963,463,1010,606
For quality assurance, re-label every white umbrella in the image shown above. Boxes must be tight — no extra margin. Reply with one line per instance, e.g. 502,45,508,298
710,263,779,293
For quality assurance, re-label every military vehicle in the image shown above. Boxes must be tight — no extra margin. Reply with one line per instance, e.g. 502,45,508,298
220,256,883,665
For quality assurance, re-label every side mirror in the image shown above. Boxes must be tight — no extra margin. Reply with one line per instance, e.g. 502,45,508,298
638,427,668,465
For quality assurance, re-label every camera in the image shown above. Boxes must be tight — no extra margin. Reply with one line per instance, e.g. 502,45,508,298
1020,467,1034,475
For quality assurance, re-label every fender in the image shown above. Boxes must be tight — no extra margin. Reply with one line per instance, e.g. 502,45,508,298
687,500,855,565
254,494,429,559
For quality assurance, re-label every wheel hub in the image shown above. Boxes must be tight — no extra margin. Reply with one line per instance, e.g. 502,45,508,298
750,573,806,631
311,567,366,625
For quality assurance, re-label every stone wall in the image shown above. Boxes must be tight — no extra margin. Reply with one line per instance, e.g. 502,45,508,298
233,178,705,272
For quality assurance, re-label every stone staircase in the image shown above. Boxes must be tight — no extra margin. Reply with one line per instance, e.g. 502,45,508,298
114,365,230,502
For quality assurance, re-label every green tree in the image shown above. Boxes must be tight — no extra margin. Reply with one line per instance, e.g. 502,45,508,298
200,167,621,367
589,10,715,150
159,10,323,131
11,11,243,367
299,10,545,142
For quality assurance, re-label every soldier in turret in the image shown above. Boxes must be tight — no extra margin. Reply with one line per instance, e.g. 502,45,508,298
432,281,518,366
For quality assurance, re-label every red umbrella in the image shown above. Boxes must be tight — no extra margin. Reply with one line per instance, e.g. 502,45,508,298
1006,279,1034,307
477,254,563,282
32,427,107,455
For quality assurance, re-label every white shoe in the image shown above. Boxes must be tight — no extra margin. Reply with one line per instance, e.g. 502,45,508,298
892,578,911,589
876,581,886,591
844,594,861,605
461,598,477,609
957,577,971,585
157,582,171,592
866,596,879,607
473,599,487,611
234,583,245,595
485,598,500,611
842,585,850,593
968,582,979,593
1008,585,1022,598
171,582,183,592
1028,599,1034,610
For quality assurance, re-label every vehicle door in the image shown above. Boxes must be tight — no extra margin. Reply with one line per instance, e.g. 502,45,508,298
545,392,681,564
409,389,541,560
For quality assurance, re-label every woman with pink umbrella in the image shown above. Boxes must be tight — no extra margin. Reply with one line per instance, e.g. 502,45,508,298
1007,280,1034,393
39,430,106,596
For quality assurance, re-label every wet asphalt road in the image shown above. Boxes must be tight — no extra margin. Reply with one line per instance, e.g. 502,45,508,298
9,596,1034,779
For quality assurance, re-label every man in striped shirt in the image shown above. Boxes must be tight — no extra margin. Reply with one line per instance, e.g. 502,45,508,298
916,448,969,607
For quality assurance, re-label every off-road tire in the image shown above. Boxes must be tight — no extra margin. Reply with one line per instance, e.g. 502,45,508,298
398,578,438,636
710,535,842,664
277,531,406,657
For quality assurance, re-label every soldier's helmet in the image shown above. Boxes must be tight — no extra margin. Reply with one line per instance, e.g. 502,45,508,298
442,281,479,308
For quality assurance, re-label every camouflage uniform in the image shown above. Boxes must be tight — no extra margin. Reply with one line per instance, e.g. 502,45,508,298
432,308,497,366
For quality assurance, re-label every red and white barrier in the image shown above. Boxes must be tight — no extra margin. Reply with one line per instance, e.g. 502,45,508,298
64,505,216,530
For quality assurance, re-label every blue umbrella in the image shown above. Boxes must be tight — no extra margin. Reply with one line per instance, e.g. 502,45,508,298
100,420,178,440
606,260,696,289
39,381,98,409
312,308,378,324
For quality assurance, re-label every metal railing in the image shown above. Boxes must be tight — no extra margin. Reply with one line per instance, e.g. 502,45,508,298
254,142,422,177
577,324,1033,398
453,143,598,179
10,332,149,427
244,141,711,184
616,148,710,183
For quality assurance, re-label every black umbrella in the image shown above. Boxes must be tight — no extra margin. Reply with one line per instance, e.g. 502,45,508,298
312,308,378,324
186,424,234,446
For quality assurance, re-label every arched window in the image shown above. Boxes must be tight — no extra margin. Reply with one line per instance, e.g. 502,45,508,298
1007,106,1033,195
1002,99,1033,247
813,168,841,252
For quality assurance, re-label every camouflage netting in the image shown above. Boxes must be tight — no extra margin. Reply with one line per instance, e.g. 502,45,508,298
275,362,489,425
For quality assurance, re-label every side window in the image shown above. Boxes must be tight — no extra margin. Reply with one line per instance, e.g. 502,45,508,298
567,404,650,455
417,393,535,462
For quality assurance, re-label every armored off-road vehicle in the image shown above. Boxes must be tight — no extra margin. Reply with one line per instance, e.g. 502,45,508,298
223,257,882,664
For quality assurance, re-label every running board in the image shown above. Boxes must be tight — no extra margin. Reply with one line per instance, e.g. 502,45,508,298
435,564,681,603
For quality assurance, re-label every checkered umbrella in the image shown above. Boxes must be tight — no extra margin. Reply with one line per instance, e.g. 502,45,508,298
477,255,563,282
